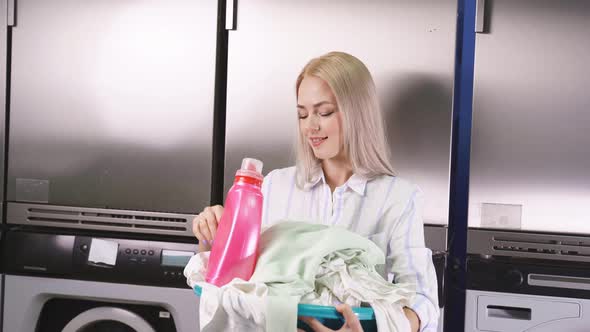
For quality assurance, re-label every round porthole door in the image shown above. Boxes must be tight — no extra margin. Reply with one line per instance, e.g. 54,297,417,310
62,307,156,332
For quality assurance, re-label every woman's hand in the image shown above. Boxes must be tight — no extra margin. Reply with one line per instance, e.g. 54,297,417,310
298,304,364,332
192,205,224,252
403,307,420,332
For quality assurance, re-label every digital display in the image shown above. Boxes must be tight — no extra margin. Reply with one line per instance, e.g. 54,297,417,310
161,249,194,267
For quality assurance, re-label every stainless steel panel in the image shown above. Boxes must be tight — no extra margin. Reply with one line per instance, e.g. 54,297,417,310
467,228,590,263
469,0,590,233
225,0,457,224
7,202,196,237
424,225,448,252
7,0,217,214
3,275,200,332
528,274,590,291
0,0,7,220
466,290,590,332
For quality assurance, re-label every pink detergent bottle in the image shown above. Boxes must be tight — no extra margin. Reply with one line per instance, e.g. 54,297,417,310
205,158,264,287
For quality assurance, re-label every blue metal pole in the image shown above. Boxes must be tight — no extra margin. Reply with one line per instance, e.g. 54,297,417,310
444,0,476,331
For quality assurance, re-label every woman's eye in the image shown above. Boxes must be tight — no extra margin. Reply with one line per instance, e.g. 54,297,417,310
320,112,334,117
298,114,308,119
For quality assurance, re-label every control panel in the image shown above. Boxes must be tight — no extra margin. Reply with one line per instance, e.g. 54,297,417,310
5,230,198,288
467,254,590,300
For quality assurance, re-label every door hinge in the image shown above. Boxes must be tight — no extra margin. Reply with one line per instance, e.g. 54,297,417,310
7,0,16,26
226,0,237,30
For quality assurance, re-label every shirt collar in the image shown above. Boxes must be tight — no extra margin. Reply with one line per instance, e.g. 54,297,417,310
302,167,324,191
346,173,368,196
302,168,367,196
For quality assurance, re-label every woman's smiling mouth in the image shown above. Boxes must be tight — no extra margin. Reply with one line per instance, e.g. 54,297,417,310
310,136,328,147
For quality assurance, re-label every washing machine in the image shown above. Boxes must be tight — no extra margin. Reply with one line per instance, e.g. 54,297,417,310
0,229,4,332
465,229,590,331
2,229,200,332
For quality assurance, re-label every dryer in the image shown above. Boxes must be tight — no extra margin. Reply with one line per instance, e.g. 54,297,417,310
465,229,590,331
2,229,199,332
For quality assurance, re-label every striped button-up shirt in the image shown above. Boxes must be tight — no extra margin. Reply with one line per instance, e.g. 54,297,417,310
261,166,440,332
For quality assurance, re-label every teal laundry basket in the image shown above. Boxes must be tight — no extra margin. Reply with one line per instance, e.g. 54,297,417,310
193,285,377,331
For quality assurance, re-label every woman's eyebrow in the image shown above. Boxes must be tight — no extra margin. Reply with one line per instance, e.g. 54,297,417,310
297,101,334,110
313,101,334,108
297,100,334,111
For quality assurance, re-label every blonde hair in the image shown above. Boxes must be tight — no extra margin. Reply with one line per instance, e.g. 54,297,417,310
295,51,395,187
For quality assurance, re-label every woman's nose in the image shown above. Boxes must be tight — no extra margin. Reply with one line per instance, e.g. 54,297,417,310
307,116,320,132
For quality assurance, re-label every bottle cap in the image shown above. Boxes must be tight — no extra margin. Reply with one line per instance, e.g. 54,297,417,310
236,158,263,181
241,158,263,173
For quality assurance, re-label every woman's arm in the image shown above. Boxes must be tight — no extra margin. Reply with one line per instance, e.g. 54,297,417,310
386,190,440,332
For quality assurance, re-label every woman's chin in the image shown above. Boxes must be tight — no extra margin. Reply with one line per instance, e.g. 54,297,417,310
313,154,325,160
313,153,335,161
310,146,339,161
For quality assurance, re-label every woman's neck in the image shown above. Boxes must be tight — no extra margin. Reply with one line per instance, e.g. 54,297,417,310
321,157,353,193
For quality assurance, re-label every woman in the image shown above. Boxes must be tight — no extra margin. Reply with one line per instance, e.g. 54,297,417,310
193,52,439,332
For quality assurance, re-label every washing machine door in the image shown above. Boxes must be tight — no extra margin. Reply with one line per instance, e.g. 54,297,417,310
62,307,156,332
474,292,584,332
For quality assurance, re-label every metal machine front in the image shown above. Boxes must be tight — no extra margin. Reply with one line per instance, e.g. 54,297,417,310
224,0,458,225
2,230,199,332
469,0,590,233
0,0,7,220
465,228,590,331
6,0,218,236
3,230,197,287
466,2,590,329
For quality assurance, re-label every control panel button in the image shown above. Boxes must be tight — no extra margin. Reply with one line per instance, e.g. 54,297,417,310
125,248,131,254
80,244,89,252
140,250,147,255
148,250,154,256
133,249,139,254
506,269,524,288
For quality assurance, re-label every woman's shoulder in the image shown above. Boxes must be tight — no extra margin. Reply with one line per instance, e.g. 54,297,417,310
368,174,422,202
264,166,296,178
262,166,296,185
261,166,298,198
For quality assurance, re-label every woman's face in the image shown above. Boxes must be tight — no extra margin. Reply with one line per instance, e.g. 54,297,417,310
297,76,345,161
